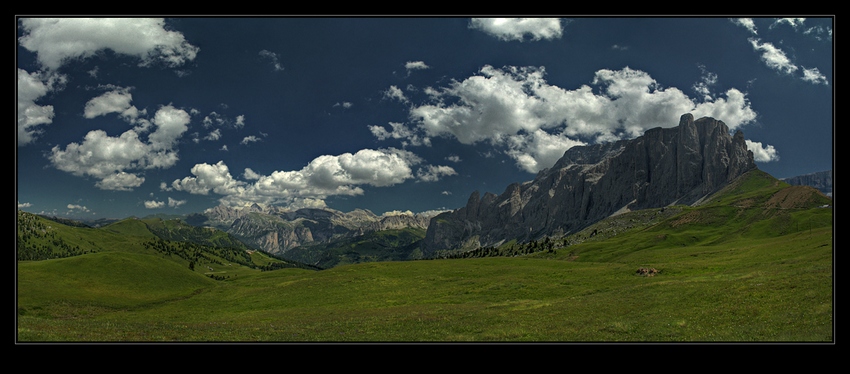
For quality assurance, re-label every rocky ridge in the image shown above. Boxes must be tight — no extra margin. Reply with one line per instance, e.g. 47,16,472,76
781,170,832,196
421,113,757,255
191,204,439,256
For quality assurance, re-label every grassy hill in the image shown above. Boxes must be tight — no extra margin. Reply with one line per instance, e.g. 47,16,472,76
16,170,833,341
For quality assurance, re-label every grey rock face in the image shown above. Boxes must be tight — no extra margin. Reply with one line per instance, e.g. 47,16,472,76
421,114,757,255
194,205,437,256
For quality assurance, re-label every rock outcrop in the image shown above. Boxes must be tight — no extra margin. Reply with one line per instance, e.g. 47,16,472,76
421,114,757,255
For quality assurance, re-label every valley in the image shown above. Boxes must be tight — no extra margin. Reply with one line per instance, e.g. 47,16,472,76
16,169,834,342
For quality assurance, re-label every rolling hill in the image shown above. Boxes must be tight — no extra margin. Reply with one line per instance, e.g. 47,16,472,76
16,169,833,341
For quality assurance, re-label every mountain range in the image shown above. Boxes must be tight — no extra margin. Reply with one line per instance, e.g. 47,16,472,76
420,113,758,254
781,170,832,196
27,113,831,268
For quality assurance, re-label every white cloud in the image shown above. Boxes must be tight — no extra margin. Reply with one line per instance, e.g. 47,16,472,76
49,105,190,190
334,102,353,109
204,129,222,141
145,200,165,209
369,122,430,147
17,68,64,145
469,18,563,42
172,148,445,208
693,65,718,101
801,67,828,85
747,37,827,85
83,87,141,120
748,38,798,75
384,85,409,103
445,155,461,163
241,135,261,145
416,165,457,182
730,18,758,34
202,111,244,129
96,171,145,191
18,201,32,208
691,88,757,132
167,197,186,208
441,191,452,195
405,61,430,76
18,18,199,71
243,168,261,180
396,66,757,172
67,204,90,212
506,130,587,173
171,161,246,196
745,140,780,162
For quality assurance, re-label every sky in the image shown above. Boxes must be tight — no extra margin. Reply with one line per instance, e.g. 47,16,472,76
16,17,833,220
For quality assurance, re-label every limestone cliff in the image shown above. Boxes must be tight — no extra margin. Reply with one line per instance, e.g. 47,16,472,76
421,114,757,255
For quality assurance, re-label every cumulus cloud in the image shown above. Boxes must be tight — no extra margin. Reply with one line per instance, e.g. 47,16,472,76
172,148,453,208
17,68,65,145
83,87,142,120
18,201,33,208
49,105,190,190
145,200,165,209
171,161,246,196
469,18,563,42
505,130,587,173
67,204,90,212
18,18,199,71
385,65,758,173
745,140,780,162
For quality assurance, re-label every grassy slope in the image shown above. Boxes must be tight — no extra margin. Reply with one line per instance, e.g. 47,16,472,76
17,170,833,342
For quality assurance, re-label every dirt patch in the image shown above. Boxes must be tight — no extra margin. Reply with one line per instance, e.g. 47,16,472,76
766,186,826,209
669,210,703,228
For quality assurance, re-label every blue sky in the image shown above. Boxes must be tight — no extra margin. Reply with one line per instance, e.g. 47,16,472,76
16,17,833,219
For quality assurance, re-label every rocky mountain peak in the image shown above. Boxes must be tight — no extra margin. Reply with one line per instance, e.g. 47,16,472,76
422,113,758,255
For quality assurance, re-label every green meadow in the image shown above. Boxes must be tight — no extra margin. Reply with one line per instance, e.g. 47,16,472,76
16,170,833,342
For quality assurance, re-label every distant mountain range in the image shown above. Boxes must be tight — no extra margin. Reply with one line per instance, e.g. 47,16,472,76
184,204,441,259
781,170,832,196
